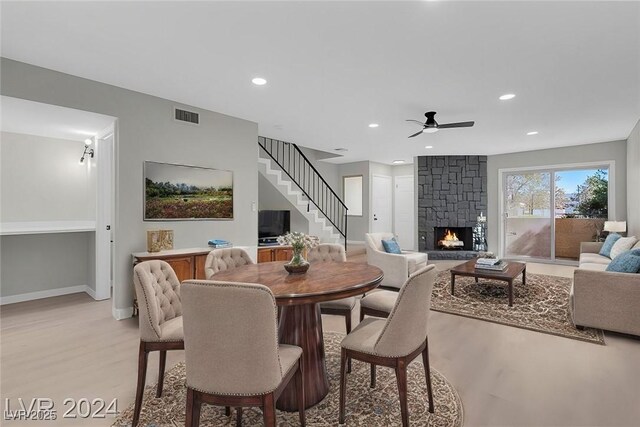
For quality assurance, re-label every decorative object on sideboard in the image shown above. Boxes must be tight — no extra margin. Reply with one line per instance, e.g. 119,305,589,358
277,232,318,274
143,161,233,220
473,212,488,251
146,229,174,252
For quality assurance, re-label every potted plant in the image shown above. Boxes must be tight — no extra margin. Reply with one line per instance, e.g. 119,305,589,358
277,232,318,274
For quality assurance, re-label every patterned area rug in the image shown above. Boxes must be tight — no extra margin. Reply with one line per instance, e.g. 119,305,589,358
113,332,464,426
431,271,605,344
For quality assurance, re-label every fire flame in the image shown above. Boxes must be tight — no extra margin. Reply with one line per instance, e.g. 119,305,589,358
443,229,459,241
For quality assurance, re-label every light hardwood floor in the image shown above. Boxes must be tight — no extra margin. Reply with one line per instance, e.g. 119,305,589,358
1,259,639,426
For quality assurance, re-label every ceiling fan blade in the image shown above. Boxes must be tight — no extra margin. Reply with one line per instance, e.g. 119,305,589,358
405,119,426,126
437,121,475,129
408,130,424,138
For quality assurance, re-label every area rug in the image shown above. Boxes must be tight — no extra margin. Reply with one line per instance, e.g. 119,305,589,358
113,332,464,426
431,271,605,344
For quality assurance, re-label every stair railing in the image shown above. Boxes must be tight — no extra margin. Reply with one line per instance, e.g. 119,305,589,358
258,136,348,247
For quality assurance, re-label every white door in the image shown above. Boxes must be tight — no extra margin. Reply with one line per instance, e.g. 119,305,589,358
371,175,392,233
95,126,114,300
394,175,415,250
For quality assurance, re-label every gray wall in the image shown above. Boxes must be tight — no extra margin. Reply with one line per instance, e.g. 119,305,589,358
487,140,628,252
337,161,370,241
1,132,96,221
258,173,308,234
0,58,258,315
627,119,640,237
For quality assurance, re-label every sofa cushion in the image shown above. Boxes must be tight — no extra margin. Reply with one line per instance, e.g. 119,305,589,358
579,253,611,265
633,241,640,251
606,249,640,273
382,238,402,254
609,236,638,260
578,263,609,272
599,233,621,258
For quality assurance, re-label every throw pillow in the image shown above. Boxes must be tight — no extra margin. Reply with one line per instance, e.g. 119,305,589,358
609,236,638,260
606,250,640,273
382,238,402,254
599,233,621,258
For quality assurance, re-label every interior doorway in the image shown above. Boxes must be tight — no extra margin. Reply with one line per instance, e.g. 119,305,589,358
394,175,415,250
371,174,392,233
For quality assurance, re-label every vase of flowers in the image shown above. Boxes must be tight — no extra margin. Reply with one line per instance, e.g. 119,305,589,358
277,232,318,274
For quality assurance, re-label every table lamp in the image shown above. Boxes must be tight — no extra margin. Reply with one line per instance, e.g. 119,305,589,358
603,221,627,234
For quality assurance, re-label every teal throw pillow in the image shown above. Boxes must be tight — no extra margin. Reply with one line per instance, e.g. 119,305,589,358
606,249,640,273
599,233,621,258
382,238,402,254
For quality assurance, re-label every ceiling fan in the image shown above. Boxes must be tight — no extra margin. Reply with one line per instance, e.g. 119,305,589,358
406,111,474,138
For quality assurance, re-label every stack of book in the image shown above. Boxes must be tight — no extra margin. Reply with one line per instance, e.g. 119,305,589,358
475,257,507,271
207,239,232,248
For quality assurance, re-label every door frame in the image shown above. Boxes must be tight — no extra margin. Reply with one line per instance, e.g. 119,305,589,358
95,122,117,301
393,174,415,250
498,160,615,261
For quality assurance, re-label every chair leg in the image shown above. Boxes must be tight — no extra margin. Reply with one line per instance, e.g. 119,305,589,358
395,359,409,427
236,407,242,427
156,350,167,398
370,363,376,388
262,393,276,427
360,308,365,322
133,342,148,427
185,387,201,427
295,360,306,426
422,337,435,413
345,313,352,373
339,348,348,424
225,406,231,416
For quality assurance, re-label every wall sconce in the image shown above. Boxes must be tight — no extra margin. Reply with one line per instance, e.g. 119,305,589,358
80,138,95,164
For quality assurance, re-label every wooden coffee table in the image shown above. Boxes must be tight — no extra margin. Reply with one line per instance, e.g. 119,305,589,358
450,259,526,307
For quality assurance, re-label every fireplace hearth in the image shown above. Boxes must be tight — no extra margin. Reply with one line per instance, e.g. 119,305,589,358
434,227,473,251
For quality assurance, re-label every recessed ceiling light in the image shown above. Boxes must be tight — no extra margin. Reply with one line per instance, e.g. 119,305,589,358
334,148,348,152
527,131,539,135
425,145,433,149
499,93,516,100
392,160,405,164
252,77,267,86
368,123,379,128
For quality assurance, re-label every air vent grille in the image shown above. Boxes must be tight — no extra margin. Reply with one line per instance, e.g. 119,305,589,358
175,108,199,124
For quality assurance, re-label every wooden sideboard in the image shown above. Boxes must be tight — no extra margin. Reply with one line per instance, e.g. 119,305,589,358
257,245,294,263
132,247,213,282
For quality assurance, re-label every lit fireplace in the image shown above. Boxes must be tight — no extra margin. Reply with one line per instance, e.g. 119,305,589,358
438,229,465,249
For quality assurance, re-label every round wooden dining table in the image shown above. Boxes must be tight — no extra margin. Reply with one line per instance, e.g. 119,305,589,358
211,260,383,411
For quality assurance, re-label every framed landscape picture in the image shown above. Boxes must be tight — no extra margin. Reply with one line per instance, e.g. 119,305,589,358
144,161,233,220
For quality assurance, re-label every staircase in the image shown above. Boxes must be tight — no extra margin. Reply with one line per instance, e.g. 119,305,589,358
258,137,348,246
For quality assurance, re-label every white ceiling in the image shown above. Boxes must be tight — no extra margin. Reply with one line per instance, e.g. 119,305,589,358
1,1,639,164
1,96,116,141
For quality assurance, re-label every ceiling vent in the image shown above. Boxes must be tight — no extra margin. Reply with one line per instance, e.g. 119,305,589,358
174,108,199,125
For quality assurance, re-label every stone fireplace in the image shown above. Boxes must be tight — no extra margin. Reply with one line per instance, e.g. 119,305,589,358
434,226,473,250
418,155,488,255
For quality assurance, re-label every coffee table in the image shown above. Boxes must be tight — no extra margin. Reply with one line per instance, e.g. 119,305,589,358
450,259,526,307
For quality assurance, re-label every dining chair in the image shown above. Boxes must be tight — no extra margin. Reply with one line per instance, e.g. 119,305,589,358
181,280,305,427
360,289,397,320
339,265,437,426
307,243,354,372
132,260,185,427
204,247,254,279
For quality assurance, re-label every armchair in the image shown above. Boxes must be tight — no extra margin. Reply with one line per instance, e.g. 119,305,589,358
365,232,428,290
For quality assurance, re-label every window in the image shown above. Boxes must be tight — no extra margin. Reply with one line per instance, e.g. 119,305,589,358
343,175,363,216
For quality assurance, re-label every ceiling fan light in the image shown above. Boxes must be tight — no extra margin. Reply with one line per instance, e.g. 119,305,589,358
423,127,439,134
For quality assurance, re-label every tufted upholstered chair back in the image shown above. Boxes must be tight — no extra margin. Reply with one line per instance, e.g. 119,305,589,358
133,260,183,342
307,243,347,263
373,264,436,357
204,248,254,279
181,280,283,395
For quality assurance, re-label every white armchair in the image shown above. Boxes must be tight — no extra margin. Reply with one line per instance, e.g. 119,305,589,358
365,232,428,290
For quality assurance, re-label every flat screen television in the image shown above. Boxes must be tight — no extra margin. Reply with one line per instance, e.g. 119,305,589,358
258,210,291,240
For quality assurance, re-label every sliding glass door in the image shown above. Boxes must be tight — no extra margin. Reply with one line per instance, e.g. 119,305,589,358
502,165,610,262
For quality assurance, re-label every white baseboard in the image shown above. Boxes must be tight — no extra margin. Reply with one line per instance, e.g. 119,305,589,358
84,286,97,300
0,285,93,305
112,306,134,320
347,240,365,245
